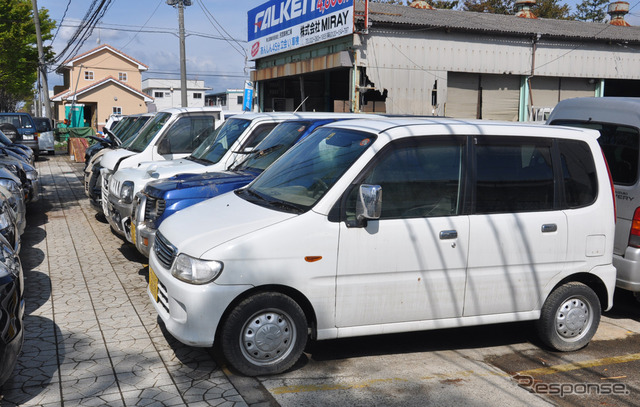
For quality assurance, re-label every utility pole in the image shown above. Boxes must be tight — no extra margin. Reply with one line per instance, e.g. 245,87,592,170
167,0,191,107
31,0,52,118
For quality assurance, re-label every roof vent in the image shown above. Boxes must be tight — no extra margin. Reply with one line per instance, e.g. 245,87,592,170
608,1,631,26
409,0,435,10
515,0,537,18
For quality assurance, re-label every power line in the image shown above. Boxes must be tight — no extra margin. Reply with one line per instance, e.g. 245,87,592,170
118,0,164,50
51,0,114,69
50,0,72,45
196,0,247,57
56,22,247,42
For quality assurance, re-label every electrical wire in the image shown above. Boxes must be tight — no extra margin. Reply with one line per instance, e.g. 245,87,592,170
118,0,163,50
196,0,247,57
51,0,114,70
56,22,246,42
50,0,73,46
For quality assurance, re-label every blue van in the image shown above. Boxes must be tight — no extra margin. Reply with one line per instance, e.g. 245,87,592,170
131,117,354,257
0,113,39,157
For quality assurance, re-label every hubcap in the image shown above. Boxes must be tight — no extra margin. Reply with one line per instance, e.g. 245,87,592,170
241,310,296,366
555,296,592,340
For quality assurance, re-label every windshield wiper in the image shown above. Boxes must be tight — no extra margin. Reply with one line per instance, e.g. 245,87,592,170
241,189,302,213
242,188,269,203
265,198,304,214
186,156,211,165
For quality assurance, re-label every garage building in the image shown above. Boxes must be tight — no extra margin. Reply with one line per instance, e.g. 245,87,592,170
250,0,640,120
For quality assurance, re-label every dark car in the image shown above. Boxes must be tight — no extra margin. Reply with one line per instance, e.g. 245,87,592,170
0,113,40,157
0,233,24,387
0,125,34,164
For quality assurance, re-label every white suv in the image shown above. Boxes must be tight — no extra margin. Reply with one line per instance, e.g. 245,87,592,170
100,107,223,237
148,118,617,376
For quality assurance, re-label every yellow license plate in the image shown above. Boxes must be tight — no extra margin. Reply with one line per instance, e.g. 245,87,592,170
149,267,159,302
131,223,136,244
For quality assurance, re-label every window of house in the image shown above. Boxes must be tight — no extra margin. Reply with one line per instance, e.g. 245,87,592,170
237,96,243,105
113,107,122,115
119,72,128,82
154,92,164,98
84,71,94,80
164,92,171,97
193,93,202,99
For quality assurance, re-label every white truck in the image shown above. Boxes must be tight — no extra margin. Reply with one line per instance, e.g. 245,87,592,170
100,107,224,237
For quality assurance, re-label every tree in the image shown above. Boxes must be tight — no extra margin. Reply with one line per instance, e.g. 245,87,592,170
0,0,55,112
462,0,515,14
573,0,608,21
533,0,573,19
432,0,460,9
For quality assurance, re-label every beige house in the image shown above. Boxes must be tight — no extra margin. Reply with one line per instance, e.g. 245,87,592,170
52,44,153,131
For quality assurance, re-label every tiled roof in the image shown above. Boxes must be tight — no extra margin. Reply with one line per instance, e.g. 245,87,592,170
60,44,149,70
356,1,640,43
52,76,153,102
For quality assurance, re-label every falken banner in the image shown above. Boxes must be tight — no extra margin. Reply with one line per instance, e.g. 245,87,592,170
248,0,354,60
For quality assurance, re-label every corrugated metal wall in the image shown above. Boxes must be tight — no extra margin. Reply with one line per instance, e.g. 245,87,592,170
359,28,636,117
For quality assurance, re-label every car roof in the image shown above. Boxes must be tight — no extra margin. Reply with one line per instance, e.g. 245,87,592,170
547,97,640,128
321,117,600,140
157,106,223,115
226,112,384,121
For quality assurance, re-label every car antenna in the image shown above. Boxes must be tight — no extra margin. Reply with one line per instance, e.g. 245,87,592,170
293,96,309,113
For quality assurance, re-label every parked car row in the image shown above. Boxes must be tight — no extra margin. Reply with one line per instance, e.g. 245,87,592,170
81,101,637,378
0,115,41,386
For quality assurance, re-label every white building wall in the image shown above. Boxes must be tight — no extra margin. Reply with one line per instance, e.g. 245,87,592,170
142,78,210,111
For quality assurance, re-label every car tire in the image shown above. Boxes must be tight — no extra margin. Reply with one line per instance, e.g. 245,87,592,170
220,292,307,376
536,282,600,352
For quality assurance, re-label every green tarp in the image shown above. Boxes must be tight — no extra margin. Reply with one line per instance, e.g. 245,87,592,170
55,127,95,142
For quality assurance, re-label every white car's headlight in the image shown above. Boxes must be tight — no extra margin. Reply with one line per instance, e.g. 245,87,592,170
26,169,38,180
171,253,223,285
120,181,134,204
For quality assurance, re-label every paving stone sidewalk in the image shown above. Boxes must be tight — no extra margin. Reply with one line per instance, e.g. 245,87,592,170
1,154,251,406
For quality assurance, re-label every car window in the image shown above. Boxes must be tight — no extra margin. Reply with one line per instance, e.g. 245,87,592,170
347,139,464,220
0,115,31,129
34,118,51,132
244,127,376,212
558,139,598,208
551,120,639,186
240,123,279,150
475,137,554,213
191,118,251,163
126,112,171,152
161,116,215,154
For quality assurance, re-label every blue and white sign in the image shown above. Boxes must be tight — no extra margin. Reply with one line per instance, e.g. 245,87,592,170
243,82,254,112
248,0,353,60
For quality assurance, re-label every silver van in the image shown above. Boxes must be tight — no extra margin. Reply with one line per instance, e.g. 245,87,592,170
547,97,640,298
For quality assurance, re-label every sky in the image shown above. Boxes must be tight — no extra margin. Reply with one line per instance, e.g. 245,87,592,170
38,0,258,94
37,0,640,95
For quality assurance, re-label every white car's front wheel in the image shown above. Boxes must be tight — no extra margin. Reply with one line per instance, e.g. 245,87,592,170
220,292,308,376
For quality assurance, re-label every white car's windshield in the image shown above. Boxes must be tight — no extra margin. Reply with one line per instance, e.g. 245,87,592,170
234,120,313,172
189,118,251,164
125,112,171,152
239,127,375,212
